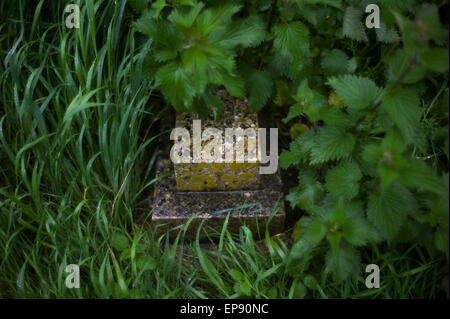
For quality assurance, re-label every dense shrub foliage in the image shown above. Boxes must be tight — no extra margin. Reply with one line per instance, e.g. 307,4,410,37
133,0,449,284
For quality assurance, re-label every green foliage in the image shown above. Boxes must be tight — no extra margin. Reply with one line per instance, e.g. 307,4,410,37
134,1,265,114
240,66,274,112
325,162,362,200
280,2,449,285
272,21,310,62
320,49,351,76
382,88,421,143
328,75,382,110
310,126,355,164
343,7,368,42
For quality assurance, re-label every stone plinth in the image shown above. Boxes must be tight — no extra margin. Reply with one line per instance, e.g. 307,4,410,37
173,90,260,192
150,91,285,240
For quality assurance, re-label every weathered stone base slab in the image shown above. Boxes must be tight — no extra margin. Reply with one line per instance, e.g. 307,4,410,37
151,157,285,241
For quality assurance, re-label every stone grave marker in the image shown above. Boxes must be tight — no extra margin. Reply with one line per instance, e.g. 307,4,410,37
151,90,285,240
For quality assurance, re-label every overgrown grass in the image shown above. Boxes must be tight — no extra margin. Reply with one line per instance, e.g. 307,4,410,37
0,0,447,299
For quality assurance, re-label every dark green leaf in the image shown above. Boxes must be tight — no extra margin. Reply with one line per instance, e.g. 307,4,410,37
325,244,360,282
343,7,367,42
272,22,309,61
310,126,356,164
382,88,421,143
325,162,362,200
320,49,349,76
367,183,416,241
111,233,129,251
328,75,382,110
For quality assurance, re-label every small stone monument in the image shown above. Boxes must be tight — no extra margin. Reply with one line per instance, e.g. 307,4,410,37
151,90,285,240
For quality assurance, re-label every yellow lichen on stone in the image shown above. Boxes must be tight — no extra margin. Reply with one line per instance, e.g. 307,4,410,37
220,173,236,183
173,90,261,192
239,171,255,181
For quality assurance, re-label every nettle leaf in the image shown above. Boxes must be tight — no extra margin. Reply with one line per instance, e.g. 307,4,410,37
325,162,362,200
319,105,352,127
242,68,273,112
181,46,208,74
286,183,324,211
328,75,382,110
395,218,423,243
216,72,245,98
342,218,379,246
216,15,265,48
272,21,309,61
325,244,360,283
286,170,324,210
367,182,416,241
296,5,322,26
155,62,195,111
386,49,426,84
342,7,368,42
427,174,449,226
295,0,343,10
393,12,423,56
310,126,355,164
375,21,399,43
204,46,235,73
133,12,163,37
419,48,450,73
134,16,183,62
288,80,327,123
320,49,349,76
378,0,417,13
326,232,343,253
168,1,204,28
142,53,160,80
197,5,241,35
382,88,421,143
416,3,449,42
267,53,294,79
294,79,314,104
329,199,346,226
304,93,327,123
280,130,315,169
303,219,327,244
400,160,446,196
347,57,357,73
151,0,166,18
364,130,408,191
280,149,300,169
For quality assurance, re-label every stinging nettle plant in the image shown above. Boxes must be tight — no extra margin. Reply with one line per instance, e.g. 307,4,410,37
131,0,449,286
133,0,266,117
280,2,449,283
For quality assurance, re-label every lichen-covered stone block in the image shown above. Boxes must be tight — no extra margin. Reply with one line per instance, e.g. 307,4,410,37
173,90,260,192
